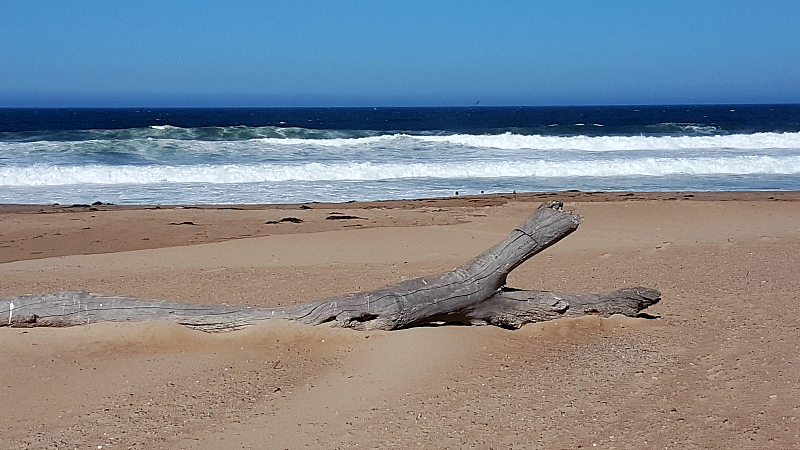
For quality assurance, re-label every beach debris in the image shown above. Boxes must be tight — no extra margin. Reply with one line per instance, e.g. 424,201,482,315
0,201,660,332
266,217,304,224
326,213,364,220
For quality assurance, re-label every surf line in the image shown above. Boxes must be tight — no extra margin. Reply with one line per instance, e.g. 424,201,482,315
8,302,13,325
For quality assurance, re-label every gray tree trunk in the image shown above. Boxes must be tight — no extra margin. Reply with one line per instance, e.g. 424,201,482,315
0,202,660,332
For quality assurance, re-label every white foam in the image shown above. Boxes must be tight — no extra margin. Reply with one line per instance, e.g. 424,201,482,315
413,132,800,151
4,132,799,167
3,155,799,187
250,135,392,147
232,131,800,152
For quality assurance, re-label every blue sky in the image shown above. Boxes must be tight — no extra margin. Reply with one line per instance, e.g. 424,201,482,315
1,1,799,107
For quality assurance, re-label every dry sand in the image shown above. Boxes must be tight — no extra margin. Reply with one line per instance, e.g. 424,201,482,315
1,192,799,449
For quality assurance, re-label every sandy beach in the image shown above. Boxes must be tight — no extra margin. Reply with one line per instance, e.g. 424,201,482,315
2,191,799,449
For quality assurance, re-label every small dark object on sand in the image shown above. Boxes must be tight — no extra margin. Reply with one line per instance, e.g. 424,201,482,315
267,217,304,224
326,215,364,220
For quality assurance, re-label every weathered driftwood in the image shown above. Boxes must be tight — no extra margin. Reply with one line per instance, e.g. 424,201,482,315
0,201,660,332
1,291,275,332
0,287,659,332
465,287,660,329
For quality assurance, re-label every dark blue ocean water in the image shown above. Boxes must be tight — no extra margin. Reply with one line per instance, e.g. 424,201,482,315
1,105,799,204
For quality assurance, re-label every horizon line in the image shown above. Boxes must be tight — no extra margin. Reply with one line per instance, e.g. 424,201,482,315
3,101,800,109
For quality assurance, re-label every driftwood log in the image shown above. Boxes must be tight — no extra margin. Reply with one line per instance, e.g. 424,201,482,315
0,201,660,332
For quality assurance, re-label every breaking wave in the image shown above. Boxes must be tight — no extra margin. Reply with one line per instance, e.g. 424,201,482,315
414,131,800,151
3,154,799,187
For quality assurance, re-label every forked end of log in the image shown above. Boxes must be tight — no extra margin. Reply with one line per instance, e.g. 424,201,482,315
464,286,661,329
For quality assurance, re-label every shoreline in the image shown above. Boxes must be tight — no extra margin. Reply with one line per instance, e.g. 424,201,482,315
2,190,800,265
4,189,800,211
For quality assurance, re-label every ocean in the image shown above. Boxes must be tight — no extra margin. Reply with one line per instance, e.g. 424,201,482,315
1,105,799,205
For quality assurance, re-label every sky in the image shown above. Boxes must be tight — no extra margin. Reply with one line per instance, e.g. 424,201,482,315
1,0,799,107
